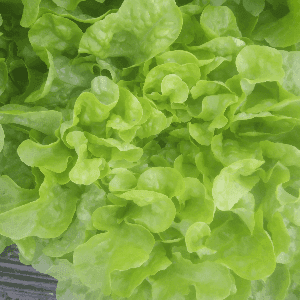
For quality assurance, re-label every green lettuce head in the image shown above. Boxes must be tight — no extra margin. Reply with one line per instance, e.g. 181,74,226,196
1,0,300,299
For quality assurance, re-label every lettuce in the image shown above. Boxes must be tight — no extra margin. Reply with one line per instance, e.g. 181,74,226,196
1,0,300,299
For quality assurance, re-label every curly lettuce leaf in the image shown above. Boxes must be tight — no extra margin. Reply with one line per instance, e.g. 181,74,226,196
136,167,185,198
111,242,172,298
0,104,62,136
236,45,285,84
212,159,263,211
28,13,83,63
177,177,215,224
149,252,235,300
79,0,183,66
0,174,79,240
200,5,242,40
73,221,155,295
120,190,176,233
205,210,276,280
17,138,73,173
20,0,41,28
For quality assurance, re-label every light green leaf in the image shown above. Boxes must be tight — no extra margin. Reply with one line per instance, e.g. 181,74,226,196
200,5,242,39
257,162,291,221
231,192,255,234
161,74,189,103
195,148,223,182
28,13,83,63
230,111,297,137
137,167,185,198
176,12,201,45
197,94,237,127
76,183,107,230
200,56,231,80
189,122,214,146
52,0,85,10
72,75,119,126
185,222,211,253
279,197,300,227
287,0,300,13
21,0,41,28
107,87,143,131
17,139,72,173
150,252,235,300
126,281,153,300
242,0,265,17
276,183,300,206
65,76,119,130
0,175,38,214
267,211,291,257
111,243,172,298
38,0,115,24
66,131,107,185
73,92,113,126
188,36,246,57
144,63,200,98
211,133,264,166
156,50,200,66
0,104,62,136
14,237,36,261
0,174,78,240
85,132,143,162
250,264,290,300
42,218,93,257
136,107,168,139
120,190,176,233
45,258,75,282
206,210,276,280
177,177,215,224
29,54,97,107
79,0,182,66
280,50,300,97
226,273,251,300
174,154,200,178
190,79,233,100
108,168,137,192
92,205,124,231
236,45,285,84
91,75,119,106
46,258,104,300
268,98,300,120
54,55,96,87
260,140,300,168
261,13,300,48
212,159,264,211
73,222,155,295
